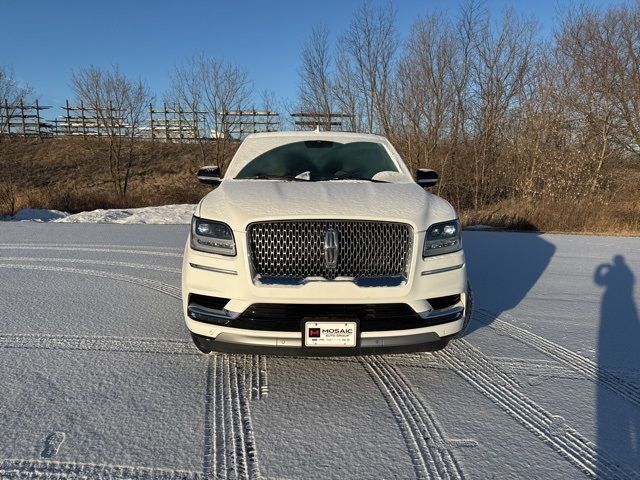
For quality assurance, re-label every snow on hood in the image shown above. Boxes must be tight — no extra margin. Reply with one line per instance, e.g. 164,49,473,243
198,180,456,232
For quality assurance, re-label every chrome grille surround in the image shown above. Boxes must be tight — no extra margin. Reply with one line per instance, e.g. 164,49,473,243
247,220,413,281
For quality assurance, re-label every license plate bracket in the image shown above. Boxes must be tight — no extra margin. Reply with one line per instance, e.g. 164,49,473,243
303,318,358,348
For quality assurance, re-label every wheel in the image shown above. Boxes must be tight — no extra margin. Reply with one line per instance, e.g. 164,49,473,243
452,281,473,339
190,332,214,354
427,339,449,352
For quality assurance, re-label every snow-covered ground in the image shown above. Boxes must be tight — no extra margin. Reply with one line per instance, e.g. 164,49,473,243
0,208,70,222
1,204,196,224
0,224,638,479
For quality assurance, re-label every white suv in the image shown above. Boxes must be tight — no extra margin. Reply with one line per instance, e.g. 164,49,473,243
182,131,471,355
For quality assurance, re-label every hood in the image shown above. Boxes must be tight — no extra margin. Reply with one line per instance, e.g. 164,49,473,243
197,180,456,232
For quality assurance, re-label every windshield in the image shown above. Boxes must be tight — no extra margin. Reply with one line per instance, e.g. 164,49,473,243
234,140,398,181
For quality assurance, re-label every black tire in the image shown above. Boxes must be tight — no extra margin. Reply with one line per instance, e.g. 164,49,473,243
452,281,473,339
427,339,449,352
190,332,214,354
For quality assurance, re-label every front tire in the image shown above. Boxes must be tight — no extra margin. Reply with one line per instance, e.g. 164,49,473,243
190,332,214,354
453,281,473,339
427,339,449,352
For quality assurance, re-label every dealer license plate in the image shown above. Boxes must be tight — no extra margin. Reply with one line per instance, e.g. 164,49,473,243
304,321,357,347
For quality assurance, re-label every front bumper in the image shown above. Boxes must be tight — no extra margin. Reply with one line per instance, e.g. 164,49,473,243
190,329,456,356
182,236,468,355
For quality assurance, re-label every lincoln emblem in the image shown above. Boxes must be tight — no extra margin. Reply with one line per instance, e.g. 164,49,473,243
323,228,339,269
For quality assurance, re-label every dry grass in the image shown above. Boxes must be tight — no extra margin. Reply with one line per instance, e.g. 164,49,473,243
0,137,214,214
461,198,640,235
461,166,640,236
1,137,639,236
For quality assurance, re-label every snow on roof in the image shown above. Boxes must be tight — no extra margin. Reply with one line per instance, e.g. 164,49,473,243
244,130,387,142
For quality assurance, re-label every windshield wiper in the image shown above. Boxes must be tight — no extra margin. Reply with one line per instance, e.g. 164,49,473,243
319,175,389,183
242,174,309,181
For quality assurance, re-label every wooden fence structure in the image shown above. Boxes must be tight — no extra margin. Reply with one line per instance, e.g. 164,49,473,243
141,104,206,141
221,110,280,138
57,100,130,137
0,100,354,141
0,99,53,137
291,111,353,131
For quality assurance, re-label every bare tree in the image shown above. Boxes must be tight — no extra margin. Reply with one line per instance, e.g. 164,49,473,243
166,57,208,164
334,49,362,132
0,66,33,138
0,67,33,214
466,7,538,208
260,89,281,132
71,65,152,199
168,55,252,169
297,25,336,129
396,12,461,178
556,3,640,182
337,0,398,134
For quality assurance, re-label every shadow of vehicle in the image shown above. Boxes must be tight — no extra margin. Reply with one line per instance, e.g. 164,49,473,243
594,255,640,473
462,230,556,334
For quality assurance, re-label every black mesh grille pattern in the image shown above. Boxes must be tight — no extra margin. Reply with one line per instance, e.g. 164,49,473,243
248,220,413,280
237,303,423,332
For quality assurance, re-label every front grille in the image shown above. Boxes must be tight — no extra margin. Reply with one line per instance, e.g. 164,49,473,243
248,220,413,280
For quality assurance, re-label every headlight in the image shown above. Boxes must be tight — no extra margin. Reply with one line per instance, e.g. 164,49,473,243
423,219,461,257
190,216,236,256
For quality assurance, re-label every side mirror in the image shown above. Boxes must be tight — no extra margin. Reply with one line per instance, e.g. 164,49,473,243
197,165,222,187
416,169,438,189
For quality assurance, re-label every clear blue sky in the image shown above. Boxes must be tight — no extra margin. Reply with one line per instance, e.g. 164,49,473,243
0,0,625,117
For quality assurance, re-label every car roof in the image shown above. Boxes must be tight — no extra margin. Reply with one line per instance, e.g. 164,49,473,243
243,130,387,142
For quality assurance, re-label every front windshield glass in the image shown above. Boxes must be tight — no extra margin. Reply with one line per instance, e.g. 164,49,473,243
234,140,398,181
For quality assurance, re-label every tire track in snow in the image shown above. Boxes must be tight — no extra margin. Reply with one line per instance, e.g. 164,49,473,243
492,357,574,376
359,355,466,480
0,245,182,258
476,309,640,409
439,339,638,479
0,333,195,355
0,256,181,274
0,357,265,480
210,354,261,480
0,263,181,299
0,337,273,387
391,354,640,386
278,352,597,385
487,357,640,386
0,358,268,480
203,356,215,479
0,458,202,479
492,357,584,385
259,355,268,400
41,432,65,458
0,243,182,251
0,244,263,479
392,355,581,382
245,354,269,401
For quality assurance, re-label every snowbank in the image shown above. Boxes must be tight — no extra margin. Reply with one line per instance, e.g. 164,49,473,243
55,204,196,224
465,224,500,231
0,208,70,222
2,204,195,224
